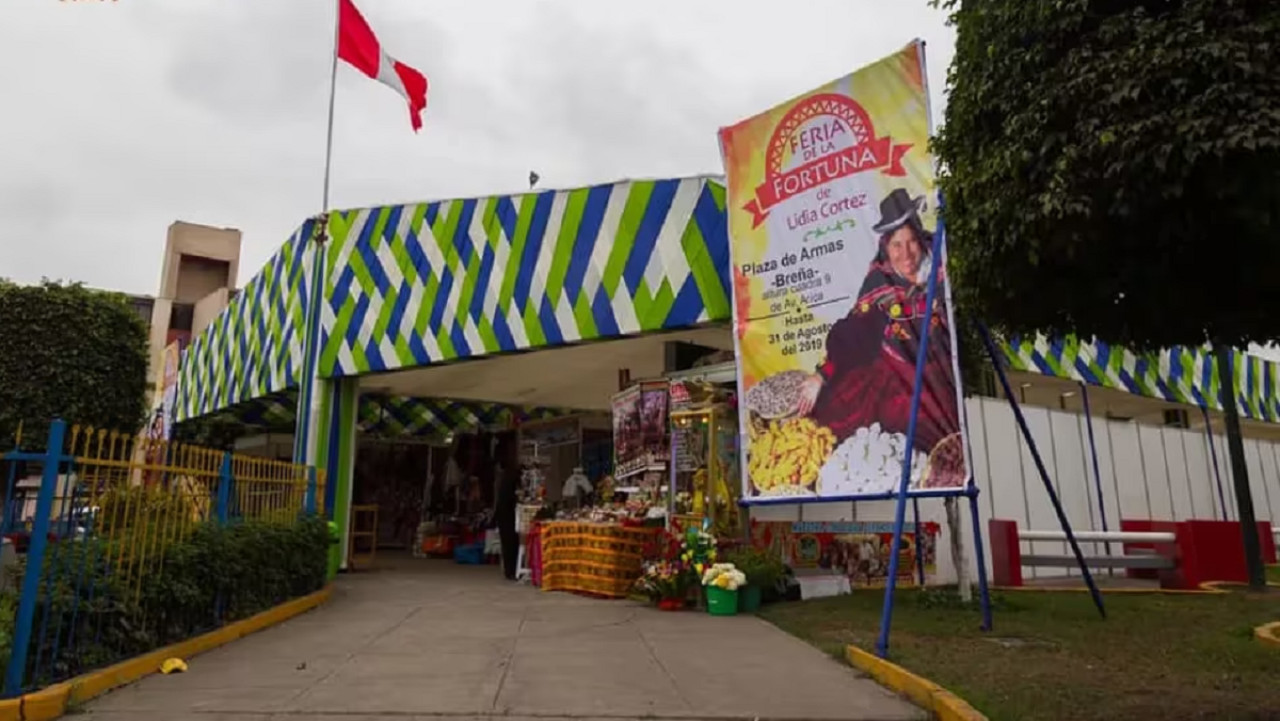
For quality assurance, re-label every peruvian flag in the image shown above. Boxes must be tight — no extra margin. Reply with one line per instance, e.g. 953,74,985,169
338,0,429,131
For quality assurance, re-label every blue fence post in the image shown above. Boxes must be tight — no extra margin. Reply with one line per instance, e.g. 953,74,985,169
305,466,318,516
216,452,233,524
4,419,67,697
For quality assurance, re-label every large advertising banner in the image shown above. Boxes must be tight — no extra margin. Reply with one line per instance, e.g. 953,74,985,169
719,41,969,502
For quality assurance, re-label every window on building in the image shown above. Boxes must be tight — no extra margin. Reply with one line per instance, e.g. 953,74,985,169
170,303,195,332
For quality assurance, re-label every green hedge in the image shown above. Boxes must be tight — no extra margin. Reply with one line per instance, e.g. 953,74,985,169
2,516,329,690
0,280,150,450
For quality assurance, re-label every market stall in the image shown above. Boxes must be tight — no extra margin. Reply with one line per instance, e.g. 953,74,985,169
524,380,675,597
669,378,743,538
539,521,660,598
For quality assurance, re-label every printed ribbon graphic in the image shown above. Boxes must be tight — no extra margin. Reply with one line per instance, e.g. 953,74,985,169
744,138,912,228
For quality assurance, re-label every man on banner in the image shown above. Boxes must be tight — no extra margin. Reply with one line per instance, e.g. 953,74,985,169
720,41,969,502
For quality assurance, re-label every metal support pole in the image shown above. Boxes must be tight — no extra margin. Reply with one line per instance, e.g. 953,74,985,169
875,204,947,658
1201,405,1229,521
966,485,993,631
5,419,67,697
1078,382,1111,560
912,498,925,587
978,323,1105,618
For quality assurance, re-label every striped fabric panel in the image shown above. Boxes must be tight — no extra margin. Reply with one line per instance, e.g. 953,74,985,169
176,220,316,421
1002,334,1280,422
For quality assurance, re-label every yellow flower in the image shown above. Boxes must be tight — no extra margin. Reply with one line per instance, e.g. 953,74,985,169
889,304,902,318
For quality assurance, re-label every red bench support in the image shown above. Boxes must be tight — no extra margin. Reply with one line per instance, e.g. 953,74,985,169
988,518,1275,590
988,519,1023,587
1119,519,1161,580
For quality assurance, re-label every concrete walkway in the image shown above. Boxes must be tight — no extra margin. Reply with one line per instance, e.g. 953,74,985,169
81,556,922,721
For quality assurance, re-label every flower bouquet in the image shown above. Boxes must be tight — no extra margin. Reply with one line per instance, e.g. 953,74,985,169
701,562,747,616
636,559,693,610
635,529,719,610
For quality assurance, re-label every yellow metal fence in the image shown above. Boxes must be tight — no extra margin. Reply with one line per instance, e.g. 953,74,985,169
52,426,324,601
2,421,326,694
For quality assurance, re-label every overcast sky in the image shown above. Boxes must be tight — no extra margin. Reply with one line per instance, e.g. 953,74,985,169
0,0,954,295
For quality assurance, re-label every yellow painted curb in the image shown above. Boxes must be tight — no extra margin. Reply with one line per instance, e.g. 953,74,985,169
845,644,987,721
1255,621,1280,649
14,585,332,721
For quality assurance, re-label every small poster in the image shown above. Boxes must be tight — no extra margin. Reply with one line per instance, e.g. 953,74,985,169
611,386,642,477
638,381,669,459
750,520,938,588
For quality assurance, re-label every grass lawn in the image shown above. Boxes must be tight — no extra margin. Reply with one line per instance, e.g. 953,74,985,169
1268,564,1280,584
760,586,1280,721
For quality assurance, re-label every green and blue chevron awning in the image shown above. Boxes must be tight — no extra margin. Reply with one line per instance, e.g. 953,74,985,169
317,176,731,377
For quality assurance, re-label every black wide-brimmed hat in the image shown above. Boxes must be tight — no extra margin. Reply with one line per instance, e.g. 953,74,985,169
872,188,926,234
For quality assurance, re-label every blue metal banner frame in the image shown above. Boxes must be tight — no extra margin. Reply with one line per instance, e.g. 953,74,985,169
876,200,950,657
979,322,1106,620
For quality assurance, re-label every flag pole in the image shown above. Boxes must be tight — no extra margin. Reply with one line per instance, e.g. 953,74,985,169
322,0,341,212
293,0,341,468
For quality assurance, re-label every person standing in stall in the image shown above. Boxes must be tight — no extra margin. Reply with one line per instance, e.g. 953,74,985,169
494,437,519,580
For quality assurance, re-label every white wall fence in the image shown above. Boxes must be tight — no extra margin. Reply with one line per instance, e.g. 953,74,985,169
748,395,1280,584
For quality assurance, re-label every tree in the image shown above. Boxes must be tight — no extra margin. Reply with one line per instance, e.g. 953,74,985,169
0,280,150,450
934,0,1280,589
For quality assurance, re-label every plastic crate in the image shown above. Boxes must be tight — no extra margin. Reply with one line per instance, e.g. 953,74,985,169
454,543,486,565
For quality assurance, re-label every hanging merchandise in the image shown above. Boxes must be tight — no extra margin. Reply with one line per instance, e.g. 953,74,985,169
519,465,546,504
670,404,743,538
562,467,593,499
639,381,670,461
612,386,643,478
613,381,672,482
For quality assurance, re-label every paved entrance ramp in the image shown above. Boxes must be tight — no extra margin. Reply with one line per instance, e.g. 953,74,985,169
81,558,922,721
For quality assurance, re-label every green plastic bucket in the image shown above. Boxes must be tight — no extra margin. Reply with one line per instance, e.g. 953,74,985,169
738,584,762,613
705,586,739,616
